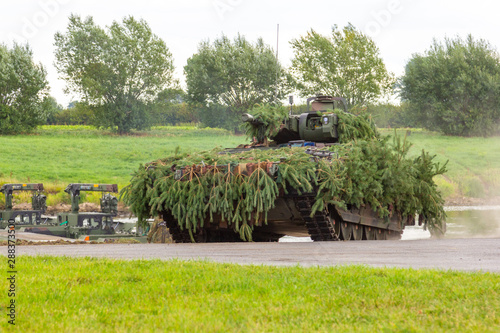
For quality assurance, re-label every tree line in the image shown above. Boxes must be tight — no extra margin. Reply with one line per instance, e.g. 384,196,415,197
1,15,500,136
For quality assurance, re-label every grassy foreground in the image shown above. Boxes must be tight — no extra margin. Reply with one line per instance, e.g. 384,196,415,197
1,256,499,332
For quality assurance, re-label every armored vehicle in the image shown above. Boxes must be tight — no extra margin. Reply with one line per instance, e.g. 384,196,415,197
125,96,446,243
25,183,143,241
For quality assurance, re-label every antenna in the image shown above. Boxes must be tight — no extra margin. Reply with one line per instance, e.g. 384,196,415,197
276,24,279,60
275,24,279,103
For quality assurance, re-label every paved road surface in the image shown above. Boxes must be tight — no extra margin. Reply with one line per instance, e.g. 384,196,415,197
12,238,500,272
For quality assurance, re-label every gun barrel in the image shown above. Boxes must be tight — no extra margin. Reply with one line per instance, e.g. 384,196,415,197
242,113,263,126
241,113,255,123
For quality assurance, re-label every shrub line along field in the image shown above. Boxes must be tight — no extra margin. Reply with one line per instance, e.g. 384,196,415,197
1,126,499,209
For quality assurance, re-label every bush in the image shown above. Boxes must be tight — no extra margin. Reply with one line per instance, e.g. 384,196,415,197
363,103,415,128
53,102,96,125
196,104,241,132
433,176,458,199
461,176,485,198
152,102,197,126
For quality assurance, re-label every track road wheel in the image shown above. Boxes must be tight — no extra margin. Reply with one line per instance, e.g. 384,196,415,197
364,226,377,240
386,230,401,240
352,224,363,240
375,228,387,240
340,222,353,240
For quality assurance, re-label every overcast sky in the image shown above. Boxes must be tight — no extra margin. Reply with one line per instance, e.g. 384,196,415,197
1,0,499,107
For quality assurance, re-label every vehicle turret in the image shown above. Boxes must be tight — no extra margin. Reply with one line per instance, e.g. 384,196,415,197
243,96,347,145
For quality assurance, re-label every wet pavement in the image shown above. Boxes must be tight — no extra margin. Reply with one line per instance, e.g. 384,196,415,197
11,237,500,273
3,206,500,272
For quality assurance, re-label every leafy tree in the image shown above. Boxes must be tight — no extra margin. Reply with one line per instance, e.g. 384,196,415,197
54,15,175,133
196,104,237,130
42,96,63,124
54,101,95,125
399,35,500,136
290,24,394,107
363,103,411,128
184,34,290,131
0,43,48,134
151,88,197,125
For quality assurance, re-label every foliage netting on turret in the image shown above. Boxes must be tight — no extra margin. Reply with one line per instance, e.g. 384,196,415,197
242,104,289,142
243,105,380,144
335,111,380,142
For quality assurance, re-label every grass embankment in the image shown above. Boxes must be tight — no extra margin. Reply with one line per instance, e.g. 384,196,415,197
1,257,498,332
0,126,499,207
0,125,246,207
383,129,500,199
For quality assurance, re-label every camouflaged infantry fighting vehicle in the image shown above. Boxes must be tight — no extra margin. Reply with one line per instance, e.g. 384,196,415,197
170,97,400,242
128,96,446,243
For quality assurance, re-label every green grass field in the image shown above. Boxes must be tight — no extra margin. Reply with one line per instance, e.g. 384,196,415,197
1,256,498,332
0,126,499,207
0,126,246,186
385,129,500,198
0,126,247,206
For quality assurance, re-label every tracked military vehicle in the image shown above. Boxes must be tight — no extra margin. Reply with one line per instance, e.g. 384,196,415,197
124,96,447,243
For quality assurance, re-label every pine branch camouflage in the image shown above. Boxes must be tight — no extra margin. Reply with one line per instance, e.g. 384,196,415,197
121,111,447,241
